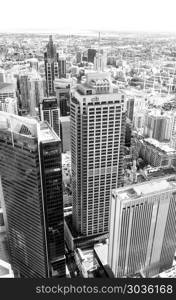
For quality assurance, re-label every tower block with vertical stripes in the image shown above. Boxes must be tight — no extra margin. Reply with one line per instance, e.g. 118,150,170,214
108,178,176,277
70,72,125,236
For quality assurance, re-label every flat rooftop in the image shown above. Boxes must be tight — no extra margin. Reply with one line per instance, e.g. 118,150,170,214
0,112,59,142
144,138,176,154
39,122,60,142
113,178,176,202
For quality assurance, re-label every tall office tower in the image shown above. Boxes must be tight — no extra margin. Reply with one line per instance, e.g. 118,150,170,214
44,35,59,96
17,73,30,111
108,178,176,278
28,71,44,116
54,78,71,116
58,56,66,79
88,49,97,63
70,72,125,236
0,112,65,278
39,97,60,137
0,97,18,115
76,51,82,64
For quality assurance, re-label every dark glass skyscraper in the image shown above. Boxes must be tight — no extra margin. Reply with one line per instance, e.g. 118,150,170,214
0,112,65,278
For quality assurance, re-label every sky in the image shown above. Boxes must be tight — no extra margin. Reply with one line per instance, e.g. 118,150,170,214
1,0,176,33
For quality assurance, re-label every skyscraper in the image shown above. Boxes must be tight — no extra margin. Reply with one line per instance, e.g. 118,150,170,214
44,36,59,96
87,49,97,64
70,71,125,236
108,178,176,277
58,56,66,79
54,78,71,116
28,70,44,116
0,112,65,278
39,97,60,137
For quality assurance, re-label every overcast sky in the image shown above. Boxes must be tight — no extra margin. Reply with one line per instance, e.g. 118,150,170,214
0,0,176,33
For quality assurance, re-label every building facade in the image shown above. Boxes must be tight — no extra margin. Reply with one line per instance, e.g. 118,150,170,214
44,36,59,96
70,72,125,236
108,178,176,277
0,112,65,278
39,97,60,137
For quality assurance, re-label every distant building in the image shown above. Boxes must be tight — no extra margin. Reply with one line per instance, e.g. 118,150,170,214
58,56,66,79
39,97,60,137
108,178,176,277
87,49,97,63
28,71,44,116
133,135,176,168
17,74,30,111
54,78,71,116
0,97,18,115
0,112,65,278
44,36,59,96
144,109,173,142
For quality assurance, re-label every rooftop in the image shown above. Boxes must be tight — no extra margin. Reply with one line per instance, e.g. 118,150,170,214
144,138,176,154
0,112,59,142
113,178,176,202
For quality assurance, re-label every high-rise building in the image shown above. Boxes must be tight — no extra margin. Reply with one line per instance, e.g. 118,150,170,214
44,36,59,96
70,72,125,236
0,112,65,278
54,78,71,116
17,73,30,111
87,49,97,64
39,97,60,137
58,56,66,79
28,70,44,116
108,178,176,277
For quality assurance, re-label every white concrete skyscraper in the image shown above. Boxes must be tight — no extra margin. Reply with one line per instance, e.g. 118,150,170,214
108,178,176,278
70,71,125,237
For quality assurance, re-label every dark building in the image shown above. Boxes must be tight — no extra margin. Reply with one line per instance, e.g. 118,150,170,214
39,97,60,137
58,57,66,79
0,113,65,278
44,36,59,96
125,118,132,147
54,79,71,117
87,49,97,63
126,98,134,121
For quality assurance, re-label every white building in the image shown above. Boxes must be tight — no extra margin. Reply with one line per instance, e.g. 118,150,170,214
108,178,176,277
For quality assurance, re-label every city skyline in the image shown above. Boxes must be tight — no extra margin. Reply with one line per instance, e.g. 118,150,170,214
1,30,176,281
